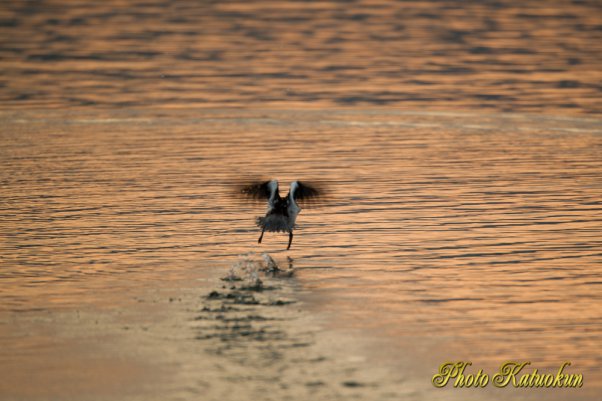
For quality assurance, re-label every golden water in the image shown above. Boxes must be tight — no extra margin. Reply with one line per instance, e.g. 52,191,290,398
1,1,601,400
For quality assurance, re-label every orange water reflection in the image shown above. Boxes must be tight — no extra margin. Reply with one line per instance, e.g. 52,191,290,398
1,109,601,399
1,0,602,399
1,0,601,113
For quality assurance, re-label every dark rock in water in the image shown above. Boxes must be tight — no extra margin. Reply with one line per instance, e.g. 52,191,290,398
269,299,295,306
220,275,242,282
225,292,260,305
200,305,239,313
342,380,366,387
240,278,263,291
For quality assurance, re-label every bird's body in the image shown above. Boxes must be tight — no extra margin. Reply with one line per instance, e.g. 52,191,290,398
240,180,321,250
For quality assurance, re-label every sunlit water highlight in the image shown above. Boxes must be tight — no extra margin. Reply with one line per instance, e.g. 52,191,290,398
1,0,602,399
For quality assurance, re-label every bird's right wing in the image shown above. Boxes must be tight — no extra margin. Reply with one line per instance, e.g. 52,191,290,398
292,181,321,201
290,181,328,208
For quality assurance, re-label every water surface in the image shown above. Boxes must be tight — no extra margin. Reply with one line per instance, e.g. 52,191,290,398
1,0,602,399
1,109,601,400
1,0,601,113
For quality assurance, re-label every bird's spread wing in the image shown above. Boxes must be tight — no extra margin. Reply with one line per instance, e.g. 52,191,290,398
239,180,278,201
291,181,323,206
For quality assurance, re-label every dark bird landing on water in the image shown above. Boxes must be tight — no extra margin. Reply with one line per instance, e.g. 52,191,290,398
239,180,322,250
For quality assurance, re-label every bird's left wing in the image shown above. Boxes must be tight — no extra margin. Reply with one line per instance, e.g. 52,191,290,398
239,180,278,201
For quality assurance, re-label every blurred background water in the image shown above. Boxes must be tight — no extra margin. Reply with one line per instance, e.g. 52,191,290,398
1,1,601,400
1,0,601,113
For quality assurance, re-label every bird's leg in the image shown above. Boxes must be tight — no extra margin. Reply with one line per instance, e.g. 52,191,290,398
258,228,265,244
287,231,293,250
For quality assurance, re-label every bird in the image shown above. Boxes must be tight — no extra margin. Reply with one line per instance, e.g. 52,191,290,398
239,180,322,250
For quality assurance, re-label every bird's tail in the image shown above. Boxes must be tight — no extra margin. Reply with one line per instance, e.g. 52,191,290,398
255,215,292,232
